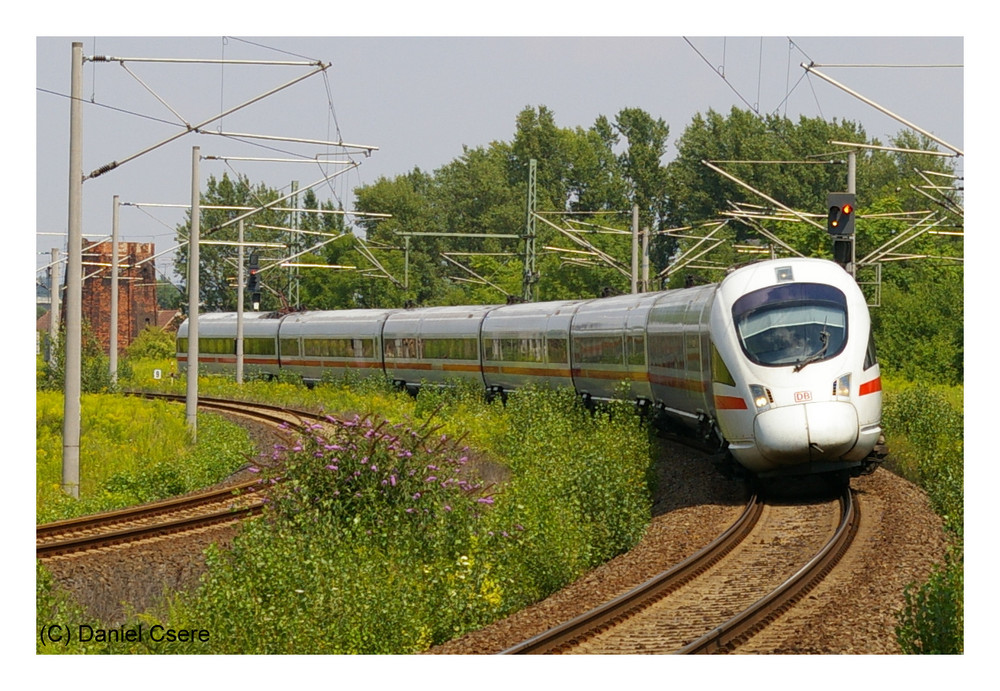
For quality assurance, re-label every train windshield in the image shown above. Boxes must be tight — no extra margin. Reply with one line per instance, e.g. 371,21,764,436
731,283,848,368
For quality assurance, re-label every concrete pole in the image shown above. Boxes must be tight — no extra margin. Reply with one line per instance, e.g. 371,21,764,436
49,247,61,367
236,219,245,384
62,41,83,499
631,205,639,294
404,235,410,290
185,147,200,439
641,226,650,293
109,195,120,386
848,151,857,278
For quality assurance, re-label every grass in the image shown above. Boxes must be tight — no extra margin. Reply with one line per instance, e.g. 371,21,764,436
37,373,657,654
36,390,254,523
881,376,964,654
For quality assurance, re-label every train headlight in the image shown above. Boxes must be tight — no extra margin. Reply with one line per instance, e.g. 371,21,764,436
834,373,851,398
750,384,772,410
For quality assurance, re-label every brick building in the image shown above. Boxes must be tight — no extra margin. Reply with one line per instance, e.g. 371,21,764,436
79,240,160,354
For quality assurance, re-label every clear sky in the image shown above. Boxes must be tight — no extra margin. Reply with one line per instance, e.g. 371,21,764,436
34,33,965,284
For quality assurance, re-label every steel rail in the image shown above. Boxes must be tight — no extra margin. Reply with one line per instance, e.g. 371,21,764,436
676,486,858,654
36,394,314,557
501,491,762,654
36,481,260,541
37,504,263,558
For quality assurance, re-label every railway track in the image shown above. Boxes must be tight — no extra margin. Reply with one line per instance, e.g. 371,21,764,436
36,483,264,559
36,394,319,560
502,487,858,654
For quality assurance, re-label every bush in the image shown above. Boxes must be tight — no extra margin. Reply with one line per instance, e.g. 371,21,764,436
896,549,964,654
882,382,964,538
167,411,519,653
125,326,176,360
38,321,117,393
162,386,655,653
883,379,964,654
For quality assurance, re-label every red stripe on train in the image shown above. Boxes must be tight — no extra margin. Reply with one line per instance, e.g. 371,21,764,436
859,376,882,396
714,395,748,410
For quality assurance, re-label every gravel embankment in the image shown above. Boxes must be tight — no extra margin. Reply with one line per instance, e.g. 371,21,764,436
428,440,950,654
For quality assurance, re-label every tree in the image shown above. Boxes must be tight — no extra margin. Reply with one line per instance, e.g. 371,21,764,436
174,173,288,313
125,325,176,360
353,168,452,306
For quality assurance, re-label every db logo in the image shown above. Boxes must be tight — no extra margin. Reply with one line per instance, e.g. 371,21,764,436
794,391,813,402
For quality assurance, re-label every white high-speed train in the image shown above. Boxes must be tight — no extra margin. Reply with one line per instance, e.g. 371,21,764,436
177,258,883,479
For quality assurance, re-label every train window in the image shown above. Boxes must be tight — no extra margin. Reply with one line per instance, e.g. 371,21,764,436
573,335,624,365
865,332,878,370
547,337,568,364
244,338,276,356
731,283,847,368
280,339,300,357
626,335,646,366
304,338,376,358
199,338,236,355
493,337,544,363
385,338,419,359
649,333,684,370
423,338,478,360
685,333,701,371
711,344,736,386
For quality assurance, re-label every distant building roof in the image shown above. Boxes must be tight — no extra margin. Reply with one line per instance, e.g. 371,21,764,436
158,309,182,331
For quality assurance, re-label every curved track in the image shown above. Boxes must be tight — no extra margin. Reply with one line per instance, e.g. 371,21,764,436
503,488,858,654
36,394,316,560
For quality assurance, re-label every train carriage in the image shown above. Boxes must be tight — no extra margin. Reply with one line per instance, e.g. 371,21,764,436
276,309,398,383
646,284,717,433
568,292,662,404
382,305,498,389
177,312,282,377
480,299,584,394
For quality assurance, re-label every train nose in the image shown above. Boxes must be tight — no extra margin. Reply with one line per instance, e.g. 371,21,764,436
753,402,859,465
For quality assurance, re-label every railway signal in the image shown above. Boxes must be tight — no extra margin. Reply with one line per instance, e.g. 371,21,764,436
827,193,856,236
248,252,261,310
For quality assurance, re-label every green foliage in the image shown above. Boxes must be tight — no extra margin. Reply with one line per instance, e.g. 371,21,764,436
36,392,254,522
881,379,964,654
37,561,92,654
37,321,117,393
896,550,964,654
174,172,293,313
154,386,654,653
881,381,964,538
872,262,963,386
125,326,176,360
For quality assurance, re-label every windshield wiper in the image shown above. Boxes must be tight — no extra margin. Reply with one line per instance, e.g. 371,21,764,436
793,328,830,372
